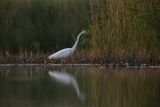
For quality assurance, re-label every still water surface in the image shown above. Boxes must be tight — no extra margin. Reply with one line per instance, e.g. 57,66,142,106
0,66,160,107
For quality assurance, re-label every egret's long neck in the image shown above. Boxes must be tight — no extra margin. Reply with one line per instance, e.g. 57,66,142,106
72,32,83,50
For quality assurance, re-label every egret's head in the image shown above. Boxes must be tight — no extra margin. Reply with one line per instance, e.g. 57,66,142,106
81,31,88,35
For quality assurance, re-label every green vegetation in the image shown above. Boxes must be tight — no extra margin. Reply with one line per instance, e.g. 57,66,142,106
0,0,89,53
0,0,160,64
89,0,160,63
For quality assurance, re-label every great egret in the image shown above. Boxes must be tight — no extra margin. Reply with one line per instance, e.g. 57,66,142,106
48,71,85,101
48,31,87,60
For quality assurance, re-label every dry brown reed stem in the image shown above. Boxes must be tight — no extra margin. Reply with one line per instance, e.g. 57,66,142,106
89,0,160,63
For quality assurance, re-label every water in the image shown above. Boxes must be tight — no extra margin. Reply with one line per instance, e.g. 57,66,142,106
0,66,160,107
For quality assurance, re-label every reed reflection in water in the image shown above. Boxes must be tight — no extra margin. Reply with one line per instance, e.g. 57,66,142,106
0,66,160,107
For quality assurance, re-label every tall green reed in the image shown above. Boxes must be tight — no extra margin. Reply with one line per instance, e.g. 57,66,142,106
89,0,160,63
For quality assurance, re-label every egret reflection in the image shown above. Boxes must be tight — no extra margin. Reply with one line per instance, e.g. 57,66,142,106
48,71,85,101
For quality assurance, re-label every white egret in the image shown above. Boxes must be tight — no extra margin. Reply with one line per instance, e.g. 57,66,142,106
48,71,85,101
48,31,87,60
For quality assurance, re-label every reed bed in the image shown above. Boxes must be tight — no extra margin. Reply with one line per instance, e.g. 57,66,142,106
89,0,160,64
0,0,160,64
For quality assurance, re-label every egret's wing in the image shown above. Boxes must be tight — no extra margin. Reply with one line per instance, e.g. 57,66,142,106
48,48,73,59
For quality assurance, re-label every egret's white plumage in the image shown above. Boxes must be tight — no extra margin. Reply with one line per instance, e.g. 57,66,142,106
48,31,87,60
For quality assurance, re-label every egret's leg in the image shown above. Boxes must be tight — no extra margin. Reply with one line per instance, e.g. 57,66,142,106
44,59,47,67
61,59,64,64
60,59,66,70
61,59,63,64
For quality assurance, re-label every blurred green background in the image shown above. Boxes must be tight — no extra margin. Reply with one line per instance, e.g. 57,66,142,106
0,0,90,53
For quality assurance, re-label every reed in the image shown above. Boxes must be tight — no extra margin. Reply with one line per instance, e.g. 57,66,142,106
0,0,160,64
89,0,160,63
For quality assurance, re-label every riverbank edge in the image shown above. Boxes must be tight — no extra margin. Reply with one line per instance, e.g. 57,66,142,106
1,63,160,69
